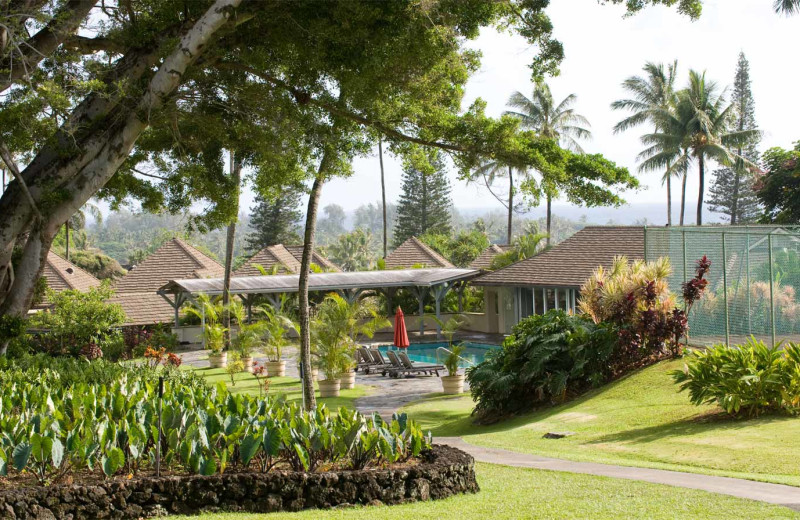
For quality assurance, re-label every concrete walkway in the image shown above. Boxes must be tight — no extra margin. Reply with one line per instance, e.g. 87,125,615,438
437,436,800,511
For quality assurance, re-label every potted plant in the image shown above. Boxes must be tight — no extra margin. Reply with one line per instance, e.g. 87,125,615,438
260,303,297,377
333,294,390,389
186,293,228,368
230,301,261,372
311,295,351,397
431,314,469,394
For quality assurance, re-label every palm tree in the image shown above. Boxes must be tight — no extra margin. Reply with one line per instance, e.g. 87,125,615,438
64,202,103,260
327,228,373,271
775,0,800,15
378,138,388,258
505,83,591,243
612,61,680,225
470,159,524,245
489,232,549,270
642,71,759,225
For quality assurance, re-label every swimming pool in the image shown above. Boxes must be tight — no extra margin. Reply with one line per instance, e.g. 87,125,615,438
378,342,500,368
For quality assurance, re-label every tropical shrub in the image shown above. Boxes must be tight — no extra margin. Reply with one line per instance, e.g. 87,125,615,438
25,285,126,360
0,363,429,485
467,311,617,421
123,324,180,359
672,338,800,417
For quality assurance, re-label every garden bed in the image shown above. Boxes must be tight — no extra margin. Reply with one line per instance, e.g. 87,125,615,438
0,445,477,519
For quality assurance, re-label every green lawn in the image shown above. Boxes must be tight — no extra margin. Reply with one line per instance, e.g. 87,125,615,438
180,462,799,520
186,366,370,410
402,359,800,486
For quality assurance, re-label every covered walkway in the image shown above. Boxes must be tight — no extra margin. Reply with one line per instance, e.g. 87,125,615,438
157,267,481,339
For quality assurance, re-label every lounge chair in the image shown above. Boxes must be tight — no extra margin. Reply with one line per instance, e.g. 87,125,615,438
398,351,444,377
367,348,394,375
386,350,443,378
355,347,373,372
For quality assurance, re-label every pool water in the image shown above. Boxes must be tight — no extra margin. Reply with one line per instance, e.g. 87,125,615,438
378,342,500,368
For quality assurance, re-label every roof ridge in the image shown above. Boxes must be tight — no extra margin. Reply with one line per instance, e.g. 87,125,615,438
172,237,222,270
47,251,101,290
408,237,453,267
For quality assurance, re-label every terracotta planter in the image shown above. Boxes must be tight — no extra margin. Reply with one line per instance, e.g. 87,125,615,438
208,351,227,369
242,356,254,372
441,374,465,395
318,378,341,398
266,360,286,377
337,370,356,390
297,365,319,381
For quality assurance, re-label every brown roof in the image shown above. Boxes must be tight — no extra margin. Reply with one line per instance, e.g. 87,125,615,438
40,252,101,304
284,245,341,272
108,291,175,326
469,244,512,270
234,244,302,276
113,237,224,293
474,226,645,288
384,237,454,269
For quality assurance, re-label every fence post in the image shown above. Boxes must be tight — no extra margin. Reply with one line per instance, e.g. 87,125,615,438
768,233,776,348
722,232,730,347
746,232,751,335
682,230,687,286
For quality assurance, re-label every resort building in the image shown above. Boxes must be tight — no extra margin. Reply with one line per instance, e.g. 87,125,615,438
36,251,101,308
469,244,512,270
109,237,224,326
234,244,340,276
384,237,454,269
474,227,645,334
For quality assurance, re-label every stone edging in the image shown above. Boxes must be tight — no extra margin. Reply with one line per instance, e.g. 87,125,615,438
0,444,478,519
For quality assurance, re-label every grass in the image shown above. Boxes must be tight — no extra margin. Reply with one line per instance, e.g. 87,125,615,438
179,462,800,520
401,359,800,486
185,366,370,410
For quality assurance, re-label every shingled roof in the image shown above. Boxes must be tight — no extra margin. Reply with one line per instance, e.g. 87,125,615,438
112,238,224,325
384,237,454,269
234,244,340,277
474,227,645,288
38,251,101,306
469,244,512,270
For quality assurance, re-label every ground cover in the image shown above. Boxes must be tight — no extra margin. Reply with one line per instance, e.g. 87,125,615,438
184,462,800,520
402,358,800,486
184,366,370,410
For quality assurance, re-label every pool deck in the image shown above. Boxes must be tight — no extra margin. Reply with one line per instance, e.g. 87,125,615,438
363,330,505,347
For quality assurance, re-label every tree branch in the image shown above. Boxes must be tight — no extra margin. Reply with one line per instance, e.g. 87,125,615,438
63,35,123,54
0,138,42,221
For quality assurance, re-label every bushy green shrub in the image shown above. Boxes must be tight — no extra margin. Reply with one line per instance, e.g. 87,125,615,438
467,311,617,421
26,285,126,360
0,363,428,484
671,338,800,417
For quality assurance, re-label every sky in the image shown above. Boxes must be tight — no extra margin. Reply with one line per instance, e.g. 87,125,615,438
249,0,800,226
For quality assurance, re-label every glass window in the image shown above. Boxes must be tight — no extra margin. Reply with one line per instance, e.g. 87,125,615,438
546,288,556,312
558,288,569,312
534,287,544,315
520,288,533,318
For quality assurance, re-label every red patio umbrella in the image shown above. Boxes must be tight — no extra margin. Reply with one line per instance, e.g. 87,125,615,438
393,307,410,349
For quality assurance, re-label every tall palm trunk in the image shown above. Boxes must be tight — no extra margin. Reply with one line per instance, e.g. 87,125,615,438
546,194,552,245
379,139,387,258
507,166,513,245
665,168,672,227
680,172,687,226
299,152,335,411
222,152,241,350
696,155,705,226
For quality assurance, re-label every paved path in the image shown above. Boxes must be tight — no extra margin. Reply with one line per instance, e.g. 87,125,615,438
437,436,800,510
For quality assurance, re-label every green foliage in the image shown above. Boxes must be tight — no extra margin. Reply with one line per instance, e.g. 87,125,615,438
186,293,227,354
393,148,452,247
326,228,375,271
312,294,390,378
671,338,800,417
420,230,490,268
260,300,298,363
66,250,126,280
489,233,549,270
0,361,428,483
26,285,126,360
467,311,617,421
245,186,303,253
758,143,800,224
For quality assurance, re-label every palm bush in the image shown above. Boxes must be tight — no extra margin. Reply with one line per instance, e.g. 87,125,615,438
185,293,226,354
467,311,617,421
672,338,800,417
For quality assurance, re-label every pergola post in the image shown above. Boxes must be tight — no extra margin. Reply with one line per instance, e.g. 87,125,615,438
338,288,363,304
456,281,466,313
201,304,206,349
431,283,453,340
414,286,428,337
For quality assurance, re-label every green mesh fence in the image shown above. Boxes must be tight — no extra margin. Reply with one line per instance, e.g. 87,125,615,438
644,226,800,347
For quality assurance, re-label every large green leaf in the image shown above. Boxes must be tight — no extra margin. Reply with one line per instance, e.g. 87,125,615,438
239,435,260,466
12,442,30,472
51,438,64,468
200,456,217,476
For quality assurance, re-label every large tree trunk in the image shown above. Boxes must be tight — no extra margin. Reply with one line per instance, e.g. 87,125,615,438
507,166,513,245
680,172,687,226
666,168,672,227
546,194,552,245
0,0,242,354
379,139,387,258
299,153,334,410
731,151,742,225
222,152,241,350
65,221,70,261
696,155,705,226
